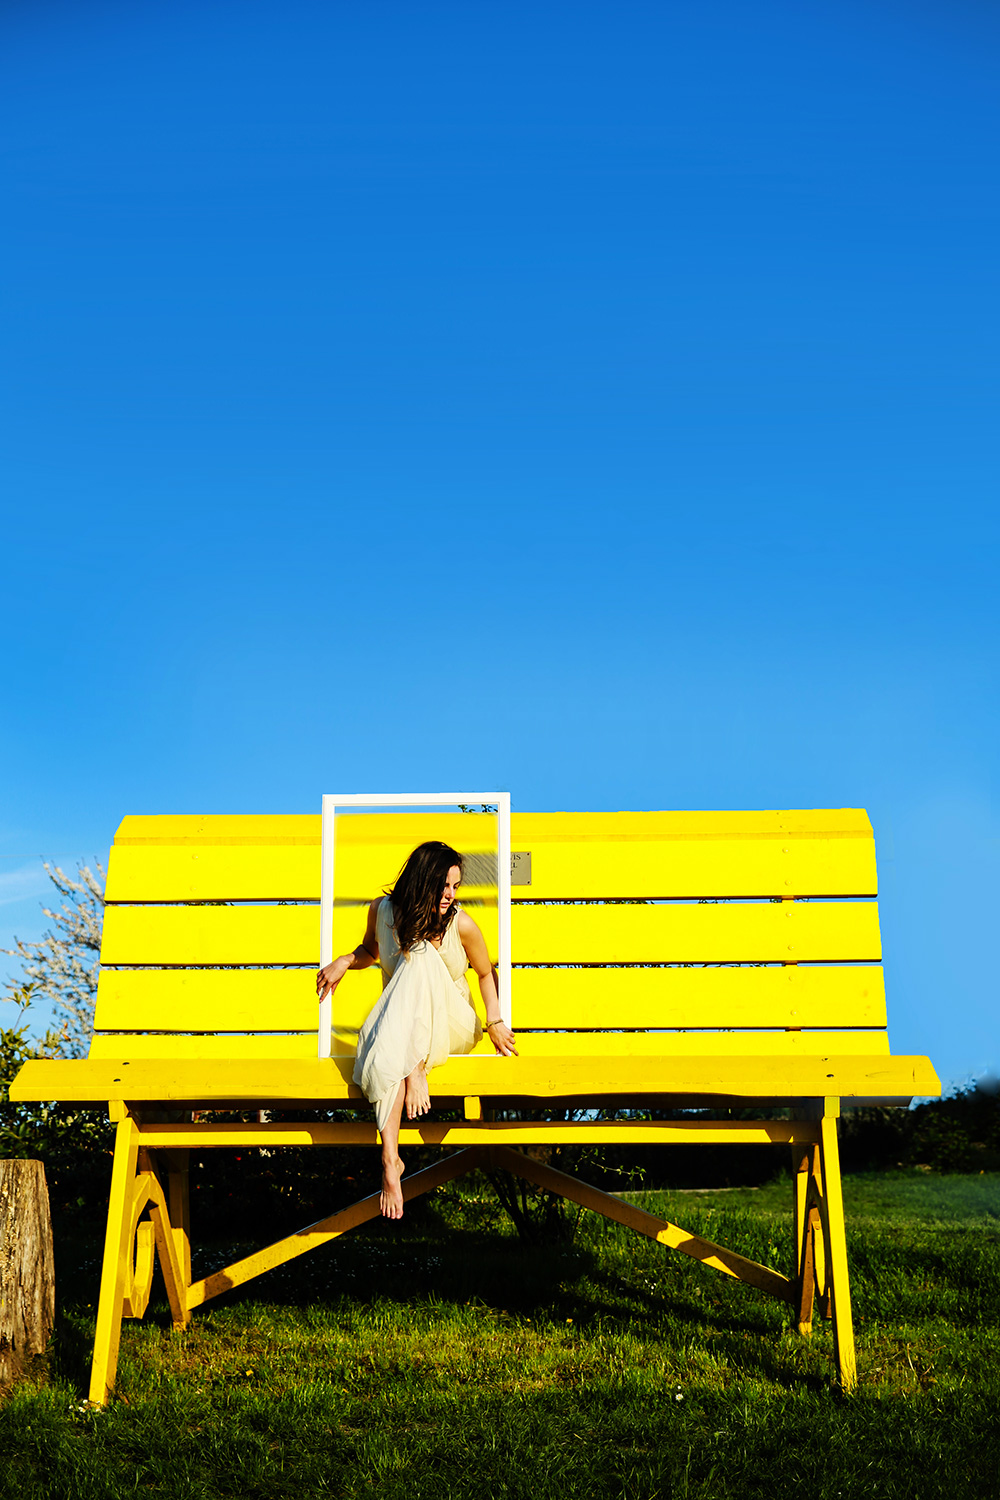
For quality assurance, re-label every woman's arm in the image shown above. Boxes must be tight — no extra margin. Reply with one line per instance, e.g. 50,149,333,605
457,910,518,1057
316,898,381,1004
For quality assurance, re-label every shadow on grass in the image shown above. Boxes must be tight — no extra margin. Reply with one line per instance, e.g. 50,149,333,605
50,1308,95,1396
51,1186,828,1399
53,1223,829,1400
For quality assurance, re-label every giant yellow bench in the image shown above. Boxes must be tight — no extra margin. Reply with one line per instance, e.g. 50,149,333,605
10,808,940,1403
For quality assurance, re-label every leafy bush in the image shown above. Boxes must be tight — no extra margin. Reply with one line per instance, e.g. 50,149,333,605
838,1081,1000,1175
0,986,113,1218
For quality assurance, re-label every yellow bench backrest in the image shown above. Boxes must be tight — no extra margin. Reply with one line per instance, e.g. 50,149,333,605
92,809,886,1062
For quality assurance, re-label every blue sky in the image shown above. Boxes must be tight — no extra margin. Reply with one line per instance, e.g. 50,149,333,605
2,0,997,1091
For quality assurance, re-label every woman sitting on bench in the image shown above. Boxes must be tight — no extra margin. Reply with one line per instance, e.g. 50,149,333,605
316,840,518,1218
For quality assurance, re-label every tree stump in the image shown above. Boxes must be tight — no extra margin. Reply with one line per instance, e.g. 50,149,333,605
0,1159,55,1388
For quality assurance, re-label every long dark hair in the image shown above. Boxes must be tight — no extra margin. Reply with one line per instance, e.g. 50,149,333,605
387,841,464,954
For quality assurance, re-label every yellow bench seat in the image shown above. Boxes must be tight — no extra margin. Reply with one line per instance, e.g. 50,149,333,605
11,1052,939,1111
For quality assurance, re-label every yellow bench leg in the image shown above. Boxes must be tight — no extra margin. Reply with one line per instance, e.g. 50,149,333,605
89,1115,140,1405
792,1142,808,1285
819,1098,856,1392
166,1149,192,1287
792,1142,818,1335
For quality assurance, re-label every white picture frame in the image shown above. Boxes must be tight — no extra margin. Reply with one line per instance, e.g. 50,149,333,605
318,792,512,1059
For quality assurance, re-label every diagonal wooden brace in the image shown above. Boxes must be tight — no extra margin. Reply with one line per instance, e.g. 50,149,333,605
793,1140,828,1334
135,1151,191,1330
188,1148,484,1309
487,1145,794,1303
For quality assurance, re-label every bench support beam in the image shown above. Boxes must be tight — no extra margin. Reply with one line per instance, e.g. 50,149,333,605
791,1098,856,1391
133,1119,818,1148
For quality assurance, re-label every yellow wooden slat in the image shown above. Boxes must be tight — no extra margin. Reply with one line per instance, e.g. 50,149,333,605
103,849,501,905
499,1030,890,1057
136,1121,819,1147
105,846,320,901
87,1029,889,1062
8,1052,941,1106
112,811,496,847
95,963,886,1034
502,838,874,898
113,809,874,846
107,812,500,899
100,899,880,966
105,833,876,901
90,1033,328,1060
101,904,318,964
512,810,874,839
87,1032,498,1060
95,968,325,1030
513,902,880,963
509,964,887,1031
327,898,500,961
114,814,321,845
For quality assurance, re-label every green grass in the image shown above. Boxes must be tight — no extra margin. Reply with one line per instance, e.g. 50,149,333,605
2,1171,999,1499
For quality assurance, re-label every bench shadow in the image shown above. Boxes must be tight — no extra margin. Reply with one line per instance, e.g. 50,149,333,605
158,1205,824,1392
49,1307,96,1394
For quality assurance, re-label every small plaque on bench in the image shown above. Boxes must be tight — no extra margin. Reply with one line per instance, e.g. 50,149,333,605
461,852,531,886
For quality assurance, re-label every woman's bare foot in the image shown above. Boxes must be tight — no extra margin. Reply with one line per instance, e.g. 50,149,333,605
380,1153,405,1218
404,1064,431,1119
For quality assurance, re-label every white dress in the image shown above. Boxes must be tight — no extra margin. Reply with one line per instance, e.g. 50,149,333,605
352,899,482,1131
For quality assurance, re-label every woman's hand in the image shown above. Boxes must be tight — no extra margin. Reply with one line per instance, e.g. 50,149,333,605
316,955,352,1003
485,1020,518,1057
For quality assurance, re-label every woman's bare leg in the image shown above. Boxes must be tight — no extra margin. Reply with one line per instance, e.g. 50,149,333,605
405,1061,431,1119
379,1080,407,1218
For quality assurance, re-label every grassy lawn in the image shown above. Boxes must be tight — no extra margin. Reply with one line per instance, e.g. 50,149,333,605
1,1171,998,1499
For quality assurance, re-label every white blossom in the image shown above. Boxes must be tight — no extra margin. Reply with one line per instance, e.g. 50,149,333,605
2,862,104,1058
